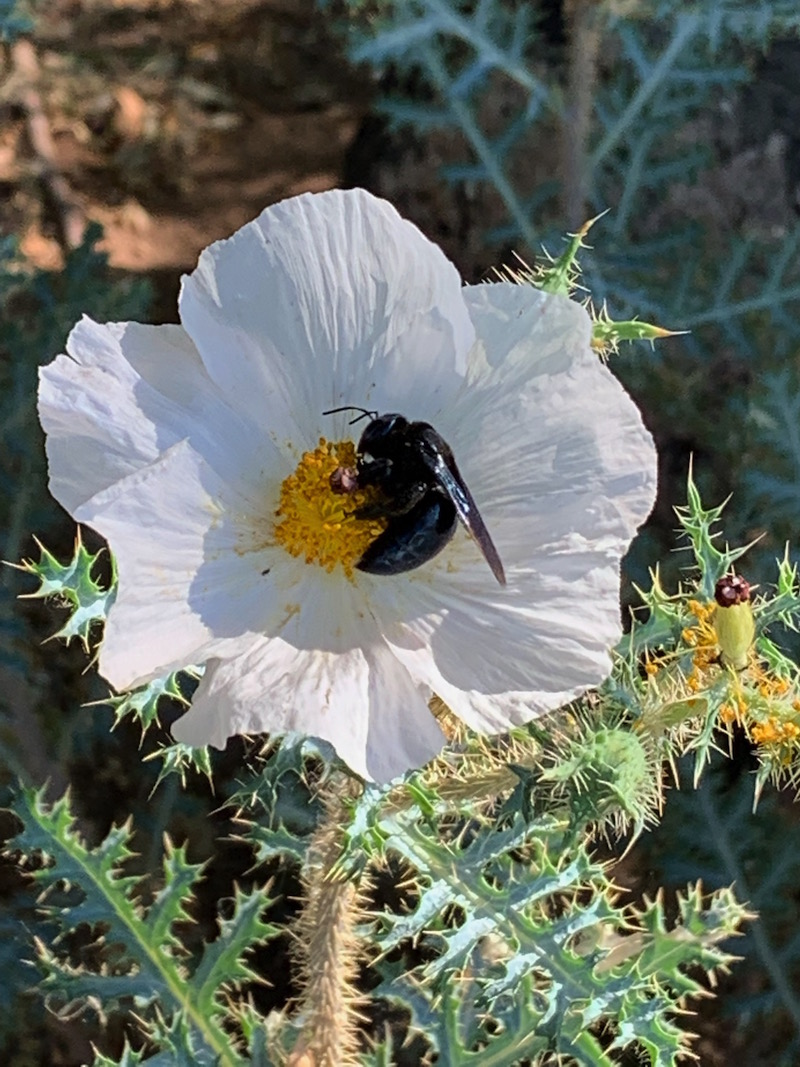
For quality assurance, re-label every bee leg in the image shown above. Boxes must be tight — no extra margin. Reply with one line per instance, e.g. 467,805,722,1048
355,456,393,487
354,501,387,520
355,480,429,520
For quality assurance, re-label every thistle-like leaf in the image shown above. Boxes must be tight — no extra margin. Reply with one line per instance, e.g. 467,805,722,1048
17,532,114,651
7,786,279,1065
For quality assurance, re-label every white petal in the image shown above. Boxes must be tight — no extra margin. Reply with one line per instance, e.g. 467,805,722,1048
172,636,446,782
444,284,656,538
178,188,475,453
367,282,657,733
380,555,620,732
38,316,281,514
75,439,287,690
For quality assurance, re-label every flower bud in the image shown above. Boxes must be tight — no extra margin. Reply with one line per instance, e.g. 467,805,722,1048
713,574,754,670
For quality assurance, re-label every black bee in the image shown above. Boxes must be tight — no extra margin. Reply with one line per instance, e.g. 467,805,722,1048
324,407,506,585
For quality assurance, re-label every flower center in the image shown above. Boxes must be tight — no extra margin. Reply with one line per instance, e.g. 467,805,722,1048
274,438,388,576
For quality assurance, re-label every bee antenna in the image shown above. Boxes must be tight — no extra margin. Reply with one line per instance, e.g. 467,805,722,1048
321,405,378,425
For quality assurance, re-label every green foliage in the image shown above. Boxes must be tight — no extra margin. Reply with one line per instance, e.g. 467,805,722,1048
7,786,279,1066
23,472,800,1063
230,736,325,865
646,761,800,1063
0,225,152,1049
348,0,556,250
17,532,115,651
16,535,211,781
613,469,800,799
244,745,745,1064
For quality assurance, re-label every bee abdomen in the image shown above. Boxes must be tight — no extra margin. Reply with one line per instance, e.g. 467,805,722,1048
356,492,457,576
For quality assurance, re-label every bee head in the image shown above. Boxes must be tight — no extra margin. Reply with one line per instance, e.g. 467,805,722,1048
358,413,408,456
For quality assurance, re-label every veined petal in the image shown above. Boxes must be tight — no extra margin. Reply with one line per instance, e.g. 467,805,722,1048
442,284,656,536
75,439,287,690
380,549,622,733
367,282,657,733
172,636,445,783
178,188,475,453
39,317,281,514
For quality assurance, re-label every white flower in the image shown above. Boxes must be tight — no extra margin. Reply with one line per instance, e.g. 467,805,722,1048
38,188,657,782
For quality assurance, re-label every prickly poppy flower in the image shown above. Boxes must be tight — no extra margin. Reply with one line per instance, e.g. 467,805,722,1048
38,188,657,781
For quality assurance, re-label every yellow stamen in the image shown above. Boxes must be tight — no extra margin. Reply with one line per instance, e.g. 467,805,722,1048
751,718,800,746
688,599,714,622
273,438,388,577
718,703,737,724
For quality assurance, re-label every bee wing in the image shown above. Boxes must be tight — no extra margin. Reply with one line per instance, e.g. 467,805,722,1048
417,427,506,586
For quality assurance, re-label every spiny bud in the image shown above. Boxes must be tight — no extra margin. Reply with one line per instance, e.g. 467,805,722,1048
713,574,754,670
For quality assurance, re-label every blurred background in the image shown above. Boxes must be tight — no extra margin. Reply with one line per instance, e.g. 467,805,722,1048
3,1,800,1063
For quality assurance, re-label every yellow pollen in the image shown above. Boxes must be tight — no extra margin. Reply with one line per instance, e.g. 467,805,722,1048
273,438,388,577
688,598,715,623
751,718,800,746
718,702,737,724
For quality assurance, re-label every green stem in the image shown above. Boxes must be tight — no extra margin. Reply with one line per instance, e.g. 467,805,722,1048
679,285,800,329
561,0,605,228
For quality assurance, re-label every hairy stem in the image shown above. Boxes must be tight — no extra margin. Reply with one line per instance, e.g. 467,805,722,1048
289,775,367,1067
561,0,605,228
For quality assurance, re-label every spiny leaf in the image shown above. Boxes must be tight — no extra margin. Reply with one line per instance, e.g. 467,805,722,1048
145,739,214,791
90,1041,147,1067
591,306,684,357
674,467,751,599
105,669,193,734
16,532,114,650
192,885,277,1003
6,786,277,1066
495,214,603,298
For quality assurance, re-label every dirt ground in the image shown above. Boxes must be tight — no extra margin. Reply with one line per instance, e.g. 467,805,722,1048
1,0,367,311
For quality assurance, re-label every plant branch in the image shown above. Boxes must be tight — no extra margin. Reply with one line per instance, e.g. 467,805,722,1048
561,0,605,228
589,13,699,172
697,781,800,1035
289,774,369,1067
11,37,85,252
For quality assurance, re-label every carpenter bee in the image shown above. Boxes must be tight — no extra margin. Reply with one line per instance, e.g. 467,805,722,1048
323,407,506,585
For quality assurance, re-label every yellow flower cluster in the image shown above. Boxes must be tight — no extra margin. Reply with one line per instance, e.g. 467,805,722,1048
750,719,800,746
273,438,387,577
681,599,720,693
645,597,800,753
